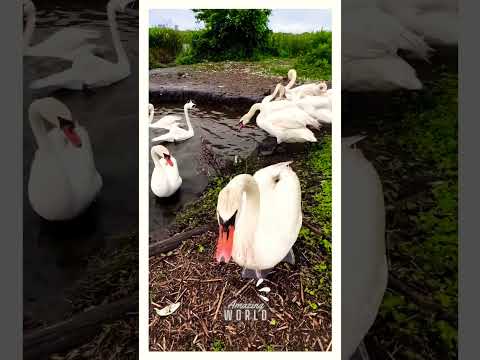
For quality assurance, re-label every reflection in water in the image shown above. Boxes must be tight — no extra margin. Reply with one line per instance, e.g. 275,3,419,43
149,103,268,236
23,3,138,324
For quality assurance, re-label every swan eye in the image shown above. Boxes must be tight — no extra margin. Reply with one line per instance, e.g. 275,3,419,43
273,175,280,184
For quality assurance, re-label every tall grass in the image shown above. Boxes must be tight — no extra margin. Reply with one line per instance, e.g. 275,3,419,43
270,31,331,58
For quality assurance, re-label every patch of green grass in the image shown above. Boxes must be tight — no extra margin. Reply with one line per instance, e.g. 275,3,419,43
265,344,274,351
370,73,458,358
211,339,225,351
295,136,332,307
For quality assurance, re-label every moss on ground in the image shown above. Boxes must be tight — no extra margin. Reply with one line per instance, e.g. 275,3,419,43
361,73,458,359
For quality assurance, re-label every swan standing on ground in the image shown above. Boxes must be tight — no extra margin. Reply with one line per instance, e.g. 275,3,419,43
28,98,102,221
215,161,301,279
239,101,320,144
150,145,182,198
30,0,134,91
148,103,182,130
151,101,196,143
23,0,101,60
342,135,388,360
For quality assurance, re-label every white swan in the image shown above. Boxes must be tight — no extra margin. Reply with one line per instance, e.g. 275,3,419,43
379,0,458,46
30,0,133,91
151,101,196,143
148,104,182,130
28,98,102,221
283,69,328,99
23,0,101,60
215,161,302,279
150,145,182,198
342,2,432,91
342,135,388,359
239,102,319,144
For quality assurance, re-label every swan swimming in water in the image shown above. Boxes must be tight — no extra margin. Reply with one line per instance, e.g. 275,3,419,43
151,101,196,143
28,97,102,221
23,0,102,60
30,0,134,91
149,103,182,130
215,161,301,279
150,145,182,198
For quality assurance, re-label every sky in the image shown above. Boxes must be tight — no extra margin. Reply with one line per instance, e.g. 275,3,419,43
149,9,331,33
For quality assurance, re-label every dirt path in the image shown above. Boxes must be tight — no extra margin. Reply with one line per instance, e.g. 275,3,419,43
150,63,287,105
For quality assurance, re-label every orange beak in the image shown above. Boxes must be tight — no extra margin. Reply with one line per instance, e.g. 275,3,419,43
215,224,234,263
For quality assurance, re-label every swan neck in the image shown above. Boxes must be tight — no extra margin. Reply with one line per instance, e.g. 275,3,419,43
183,106,193,133
24,8,35,49
286,70,296,89
151,147,163,168
243,103,261,124
29,106,51,151
108,7,127,65
236,174,260,236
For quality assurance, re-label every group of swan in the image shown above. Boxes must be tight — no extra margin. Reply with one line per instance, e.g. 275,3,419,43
25,0,135,221
149,101,196,198
343,0,457,91
239,69,332,144
24,0,134,91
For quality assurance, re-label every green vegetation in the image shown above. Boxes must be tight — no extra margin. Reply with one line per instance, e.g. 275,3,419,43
365,73,458,359
211,339,225,351
149,10,331,80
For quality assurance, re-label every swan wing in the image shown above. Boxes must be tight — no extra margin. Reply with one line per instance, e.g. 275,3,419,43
252,162,302,269
150,115,182,129
266,109,312,129
26,28,101,60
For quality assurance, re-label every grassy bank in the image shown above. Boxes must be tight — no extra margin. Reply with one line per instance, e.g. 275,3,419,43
347,72,458,359
149,27,332,81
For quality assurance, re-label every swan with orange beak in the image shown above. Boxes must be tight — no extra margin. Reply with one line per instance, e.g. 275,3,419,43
215,162,301,279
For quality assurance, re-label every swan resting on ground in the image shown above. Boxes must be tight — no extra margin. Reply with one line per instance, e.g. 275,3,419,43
342,135,388,359
23,0,102,60
30,0,134,91
215,161,301,279
150,145,182,198
28,97,102,221
151,100,196,143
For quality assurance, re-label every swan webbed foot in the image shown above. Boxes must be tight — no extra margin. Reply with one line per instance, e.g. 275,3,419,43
282,249,295,265
241,268,272,279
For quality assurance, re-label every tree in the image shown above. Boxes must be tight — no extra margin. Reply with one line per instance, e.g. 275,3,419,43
191,9,272,61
